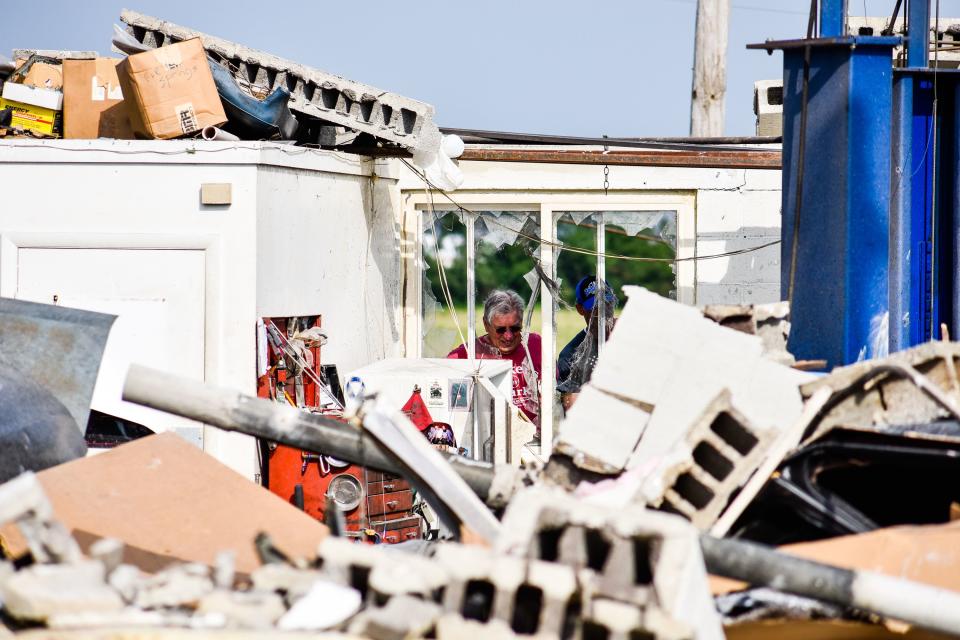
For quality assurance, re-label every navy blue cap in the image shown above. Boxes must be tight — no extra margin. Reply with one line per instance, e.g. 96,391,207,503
574,276,617,312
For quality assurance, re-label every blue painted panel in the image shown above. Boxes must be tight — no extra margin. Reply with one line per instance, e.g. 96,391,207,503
780,41,895,367
819,0,847,38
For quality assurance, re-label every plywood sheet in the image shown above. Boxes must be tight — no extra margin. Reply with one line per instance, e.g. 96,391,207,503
34,433,326,573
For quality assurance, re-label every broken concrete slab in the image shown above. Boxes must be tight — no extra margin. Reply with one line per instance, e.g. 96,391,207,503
702,301,794,366
24,432,327,574
554,385,651,475
277,579,361,631
0,471,82,565
2,561,124,622
119,10,440,155
801,341,960,442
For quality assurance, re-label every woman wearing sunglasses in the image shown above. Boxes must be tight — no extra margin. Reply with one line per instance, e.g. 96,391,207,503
447,289,542,433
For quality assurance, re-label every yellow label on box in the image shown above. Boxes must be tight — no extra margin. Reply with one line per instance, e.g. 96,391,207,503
0,97,61,135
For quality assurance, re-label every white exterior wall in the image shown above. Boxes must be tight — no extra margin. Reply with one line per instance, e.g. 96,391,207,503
0,140,402,480
397,157,783,307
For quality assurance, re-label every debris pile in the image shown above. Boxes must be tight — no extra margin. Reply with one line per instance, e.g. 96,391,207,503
0,10,456,183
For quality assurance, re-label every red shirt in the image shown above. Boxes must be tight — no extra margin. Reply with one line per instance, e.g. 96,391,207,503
447,334,543,424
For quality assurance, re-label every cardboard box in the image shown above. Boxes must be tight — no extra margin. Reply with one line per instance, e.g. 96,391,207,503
116,38,226,139
62,58,134,139
19,61,63,90
0,82,63,135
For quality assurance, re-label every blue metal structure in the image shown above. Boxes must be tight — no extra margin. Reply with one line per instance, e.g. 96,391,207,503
750,32,899,367
753,0,960,367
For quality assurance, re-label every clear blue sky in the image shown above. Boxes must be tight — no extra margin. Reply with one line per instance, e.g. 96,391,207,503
3,1,960,137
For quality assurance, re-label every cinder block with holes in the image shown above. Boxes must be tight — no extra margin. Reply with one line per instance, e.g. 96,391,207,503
433,543,577,638
496,487,723,640
753,80,783,137
644,390,773,530
120,10,440,154
317,537,446,605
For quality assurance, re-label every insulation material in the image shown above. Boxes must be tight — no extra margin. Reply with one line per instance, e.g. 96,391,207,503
29,433,327,574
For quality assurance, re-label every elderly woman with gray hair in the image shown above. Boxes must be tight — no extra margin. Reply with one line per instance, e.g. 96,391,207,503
448,289,543,430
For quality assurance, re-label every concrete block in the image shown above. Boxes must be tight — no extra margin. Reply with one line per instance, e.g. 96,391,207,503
711,386,832,536
2,561,123,622
368,552,448,602
640,390,775,530
352,594,442,640
108,564,143,604
433,543,577,638
213,550,235,590
120,10,440,155
134,563,214,609
585,288,810,472
754,80,783,137
89,537,124,575
554,385,652,474
496,486,724,640
196,589,286,628
435,613,518,640
251,563,325,603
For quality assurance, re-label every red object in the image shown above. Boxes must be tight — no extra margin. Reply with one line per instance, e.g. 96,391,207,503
401,387,434,431
256,316,421,544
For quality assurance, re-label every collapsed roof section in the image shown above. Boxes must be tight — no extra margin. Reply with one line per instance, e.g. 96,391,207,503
118,9,441,156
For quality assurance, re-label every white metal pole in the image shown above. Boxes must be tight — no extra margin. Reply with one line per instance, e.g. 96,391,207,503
539,208,556,456
597,214,607,352
466,214,477,359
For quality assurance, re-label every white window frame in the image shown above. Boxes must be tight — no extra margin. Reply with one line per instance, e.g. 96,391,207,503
401,191,696,456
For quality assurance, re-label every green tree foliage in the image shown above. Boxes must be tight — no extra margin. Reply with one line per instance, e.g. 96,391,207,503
423,214,675,308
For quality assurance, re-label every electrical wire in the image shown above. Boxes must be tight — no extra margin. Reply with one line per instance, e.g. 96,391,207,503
400,159,781,264
0,140,367,163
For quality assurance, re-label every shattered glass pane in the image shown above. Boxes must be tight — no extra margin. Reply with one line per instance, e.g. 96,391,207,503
421,210,467,357
554,211,678,419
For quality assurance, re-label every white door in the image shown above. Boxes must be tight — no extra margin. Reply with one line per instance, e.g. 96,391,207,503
16,248,206,445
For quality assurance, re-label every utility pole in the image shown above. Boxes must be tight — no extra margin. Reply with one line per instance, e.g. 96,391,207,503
690,0,730,136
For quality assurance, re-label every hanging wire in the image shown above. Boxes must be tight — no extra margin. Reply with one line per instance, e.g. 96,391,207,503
266,320,344,410
401,159,780,264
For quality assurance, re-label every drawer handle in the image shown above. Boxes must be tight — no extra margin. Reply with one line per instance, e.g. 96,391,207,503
383,483,395,491
386,500,400,509
384,535,398,543
405,532,418,539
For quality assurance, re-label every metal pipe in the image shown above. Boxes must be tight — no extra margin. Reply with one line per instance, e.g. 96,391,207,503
201,126,240,142
121,365,498,501
907,0,931,67
701,535,960,635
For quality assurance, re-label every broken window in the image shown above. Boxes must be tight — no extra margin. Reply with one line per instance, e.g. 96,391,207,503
553,211,677,425
418,206,679,448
